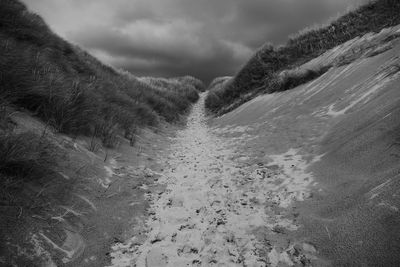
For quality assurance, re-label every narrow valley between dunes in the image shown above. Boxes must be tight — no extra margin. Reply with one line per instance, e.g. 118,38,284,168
109,94,323,267
3,1,400,266
108,30,400,266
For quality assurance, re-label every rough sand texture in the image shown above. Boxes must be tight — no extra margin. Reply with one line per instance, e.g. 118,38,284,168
109,94,320,267
210,27,400,266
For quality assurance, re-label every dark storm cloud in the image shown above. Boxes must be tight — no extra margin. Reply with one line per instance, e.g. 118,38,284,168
22,0,367,82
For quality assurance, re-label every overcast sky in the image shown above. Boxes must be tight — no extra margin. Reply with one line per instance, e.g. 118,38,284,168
22,0,366,83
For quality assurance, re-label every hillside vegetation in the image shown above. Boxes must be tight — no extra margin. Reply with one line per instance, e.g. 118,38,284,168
206,0,400,115
0,0,203,137
0,0,204,248
0,0,204,175
204,77,232,112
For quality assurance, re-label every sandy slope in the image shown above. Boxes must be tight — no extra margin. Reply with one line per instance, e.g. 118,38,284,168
108,26,400,267
211,27,400,266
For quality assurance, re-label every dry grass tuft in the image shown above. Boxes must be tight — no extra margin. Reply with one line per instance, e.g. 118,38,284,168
0,131,59,179
271,66,331,93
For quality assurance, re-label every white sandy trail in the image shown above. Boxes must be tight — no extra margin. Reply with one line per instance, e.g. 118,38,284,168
139,93,263,266
110,93,318,267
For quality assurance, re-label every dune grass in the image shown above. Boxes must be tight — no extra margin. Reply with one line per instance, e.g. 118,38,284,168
0,95,62,209
0,0,204,209
206,0,400,114
0,0,203,148
0,131,59,180
205,77,232,113
271,65,331,93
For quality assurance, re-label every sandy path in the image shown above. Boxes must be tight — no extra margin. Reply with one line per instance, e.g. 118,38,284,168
137,93,266,266
110,93,319,267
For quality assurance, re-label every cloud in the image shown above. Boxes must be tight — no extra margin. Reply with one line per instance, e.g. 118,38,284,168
22,0,367,82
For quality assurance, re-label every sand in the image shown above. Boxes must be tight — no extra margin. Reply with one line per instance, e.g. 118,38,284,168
109,94,319,267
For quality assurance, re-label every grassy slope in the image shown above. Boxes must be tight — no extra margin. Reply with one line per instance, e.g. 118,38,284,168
0,0,204,178
206,0,400,115
0,1,204,260
0,0,203,137
204,76,232,112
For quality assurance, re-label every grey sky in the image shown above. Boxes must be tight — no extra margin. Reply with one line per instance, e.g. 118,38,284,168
22,0,367,82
